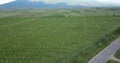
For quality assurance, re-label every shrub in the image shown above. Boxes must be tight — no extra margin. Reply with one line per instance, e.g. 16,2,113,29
97,42,103,47
75,56,83,63
115,27,120,34
100,35,109,43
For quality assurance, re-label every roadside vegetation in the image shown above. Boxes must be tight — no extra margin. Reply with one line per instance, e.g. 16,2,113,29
107,60,120,63
115,49,120,59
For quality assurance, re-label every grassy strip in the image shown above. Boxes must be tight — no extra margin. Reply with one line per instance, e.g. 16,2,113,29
115,49,120,59
61,27,120,63
107,60,120,63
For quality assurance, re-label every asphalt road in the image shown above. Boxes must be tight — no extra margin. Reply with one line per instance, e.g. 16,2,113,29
88,38,120,63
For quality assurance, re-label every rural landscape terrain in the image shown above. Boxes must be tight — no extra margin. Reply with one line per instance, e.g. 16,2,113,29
0,8,120,63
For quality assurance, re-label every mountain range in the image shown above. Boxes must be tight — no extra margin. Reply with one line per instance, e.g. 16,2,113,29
0,0,82,9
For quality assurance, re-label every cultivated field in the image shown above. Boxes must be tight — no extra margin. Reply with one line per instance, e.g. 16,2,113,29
0,9,120,63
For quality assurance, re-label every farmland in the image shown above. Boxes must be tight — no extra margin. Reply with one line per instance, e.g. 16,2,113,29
0,9,120,63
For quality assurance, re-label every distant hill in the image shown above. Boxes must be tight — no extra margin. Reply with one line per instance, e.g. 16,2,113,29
0,0,82,9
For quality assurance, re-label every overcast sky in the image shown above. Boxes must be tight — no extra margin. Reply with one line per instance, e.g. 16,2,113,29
0,0,120,6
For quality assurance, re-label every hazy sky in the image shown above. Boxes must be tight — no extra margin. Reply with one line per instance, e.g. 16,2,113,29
0,0,120,6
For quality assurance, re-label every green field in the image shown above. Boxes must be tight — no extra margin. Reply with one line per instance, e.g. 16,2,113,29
0,9,120,63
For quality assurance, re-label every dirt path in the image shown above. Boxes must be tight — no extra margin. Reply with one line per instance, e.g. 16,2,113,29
110,55,120,62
